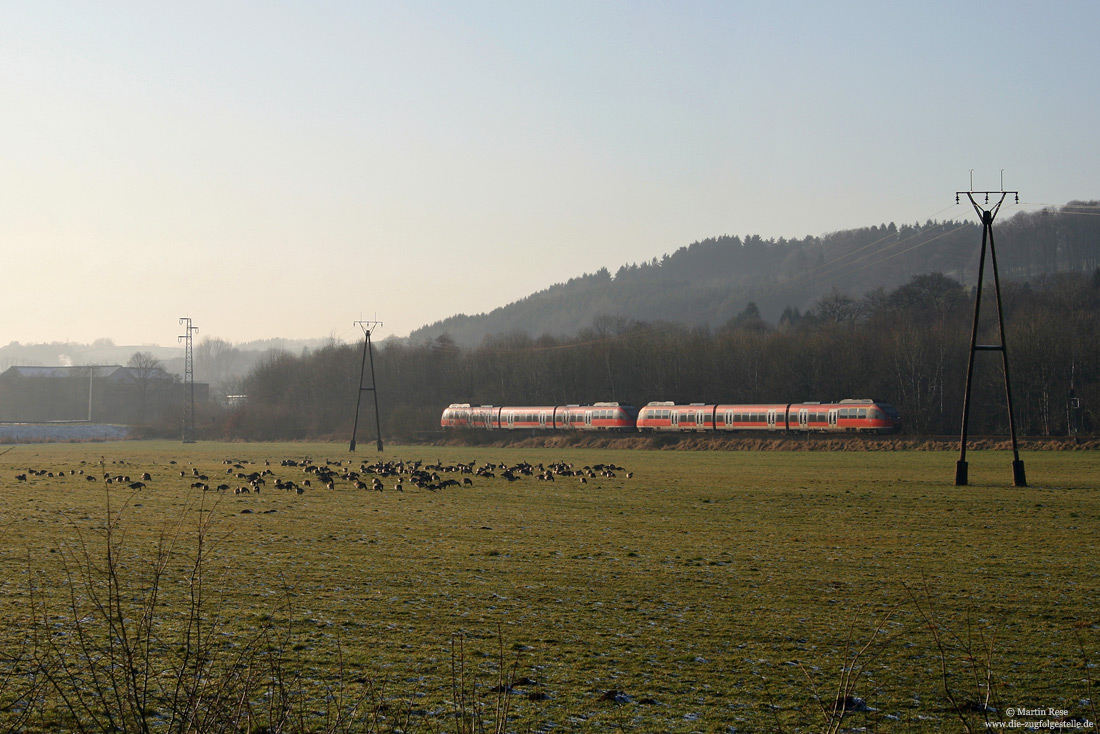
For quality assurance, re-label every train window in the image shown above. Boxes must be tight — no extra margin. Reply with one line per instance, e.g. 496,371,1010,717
858,408,868,419
869,408,883,420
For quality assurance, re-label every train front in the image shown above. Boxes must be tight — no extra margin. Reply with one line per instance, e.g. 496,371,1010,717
868,402,901,434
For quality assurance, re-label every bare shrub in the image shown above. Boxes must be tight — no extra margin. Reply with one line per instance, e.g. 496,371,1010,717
25,490,386,733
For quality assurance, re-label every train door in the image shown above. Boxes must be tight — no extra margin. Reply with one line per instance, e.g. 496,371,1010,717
539,411,547,429
671,411,679,429
584,410,592,428
829,409,838,429
506,411,514,428
697,409,705,428
480,409,494,430
798,408,809,430
767,409,776,430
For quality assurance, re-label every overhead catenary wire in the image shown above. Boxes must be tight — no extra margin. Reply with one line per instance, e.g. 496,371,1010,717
426,205,1001,355
742,220,974,307
414,198,1095,355
720,197,1100,309
685,200,979,311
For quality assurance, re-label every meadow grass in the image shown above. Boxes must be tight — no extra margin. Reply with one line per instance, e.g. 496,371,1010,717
0,441,1096,732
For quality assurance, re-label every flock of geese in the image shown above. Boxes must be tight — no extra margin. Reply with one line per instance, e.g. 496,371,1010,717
6,457,632,496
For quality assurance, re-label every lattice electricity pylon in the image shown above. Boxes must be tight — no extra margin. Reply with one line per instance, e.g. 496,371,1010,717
179,317,198,444
349,320,383,452
954,189,1026,487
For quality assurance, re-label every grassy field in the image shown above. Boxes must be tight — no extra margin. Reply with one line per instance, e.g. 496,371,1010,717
0,441,1097,732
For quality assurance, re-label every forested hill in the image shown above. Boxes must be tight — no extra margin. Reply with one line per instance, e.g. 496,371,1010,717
409,201,1100,347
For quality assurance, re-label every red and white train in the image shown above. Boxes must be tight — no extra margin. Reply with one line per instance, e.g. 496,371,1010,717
441,399,900,434
636,399,900,434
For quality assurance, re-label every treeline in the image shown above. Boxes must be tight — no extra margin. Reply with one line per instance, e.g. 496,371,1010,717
410,202,1100,347
222,271,1100,441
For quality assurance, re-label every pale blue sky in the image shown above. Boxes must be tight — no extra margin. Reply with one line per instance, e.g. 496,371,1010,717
2,1,1097,347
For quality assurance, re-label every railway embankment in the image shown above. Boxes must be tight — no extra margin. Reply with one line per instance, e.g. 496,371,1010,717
432,431,1099,451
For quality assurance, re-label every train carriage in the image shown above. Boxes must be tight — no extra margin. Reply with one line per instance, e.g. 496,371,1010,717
785,400,899,434
441,403,502,429
636,402,718,432
552,402,638,431
442,402,638,432
713,403,791,432
499,406,558,430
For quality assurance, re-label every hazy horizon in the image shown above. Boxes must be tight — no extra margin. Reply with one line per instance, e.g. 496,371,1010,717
4,1,1098,347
